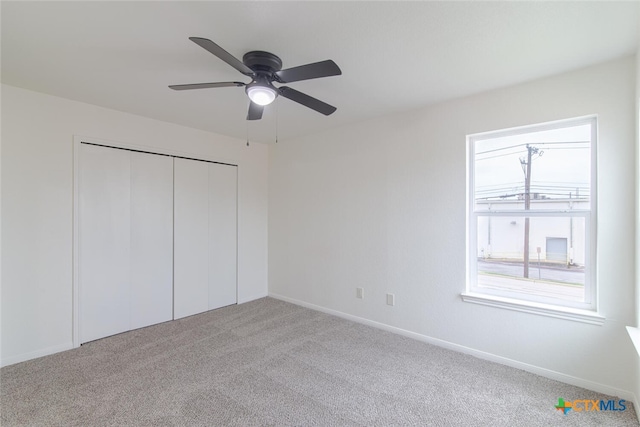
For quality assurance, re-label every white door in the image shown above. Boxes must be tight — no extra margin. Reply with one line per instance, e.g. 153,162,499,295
208,163,237,310
79,144,174,343
79,144,131,343
174,158,237,319
129,152,174,330
546,237,568,263
173,158,210,319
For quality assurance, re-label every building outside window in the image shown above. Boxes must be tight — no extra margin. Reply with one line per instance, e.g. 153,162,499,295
466,116,597,315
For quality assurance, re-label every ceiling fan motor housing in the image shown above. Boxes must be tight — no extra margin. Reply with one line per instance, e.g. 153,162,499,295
242,51,283,75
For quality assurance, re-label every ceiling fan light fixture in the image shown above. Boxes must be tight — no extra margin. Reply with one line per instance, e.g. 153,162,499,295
246,84,278,106
170,38,340,119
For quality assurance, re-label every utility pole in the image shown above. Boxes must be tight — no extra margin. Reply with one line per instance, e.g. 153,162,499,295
520,144,541,278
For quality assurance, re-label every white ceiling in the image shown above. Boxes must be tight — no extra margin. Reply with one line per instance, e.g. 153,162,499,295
2,1,638,144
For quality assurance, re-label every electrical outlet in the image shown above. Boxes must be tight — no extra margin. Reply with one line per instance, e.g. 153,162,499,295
386,293,395,306
356,287,364,299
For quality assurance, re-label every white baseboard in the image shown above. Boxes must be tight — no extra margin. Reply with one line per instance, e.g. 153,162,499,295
269,293,637,406
1,342,74,368
632,393,640,424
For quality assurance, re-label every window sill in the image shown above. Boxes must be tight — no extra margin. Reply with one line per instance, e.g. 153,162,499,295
627,326,640,357
461,292,605,325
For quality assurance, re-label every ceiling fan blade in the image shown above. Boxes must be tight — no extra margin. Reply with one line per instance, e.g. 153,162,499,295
169,82,245,91
247,102,264,120
275,60,341,83
189,37,254,76
279,87,337,116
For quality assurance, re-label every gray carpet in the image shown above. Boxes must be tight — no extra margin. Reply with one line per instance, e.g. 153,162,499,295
1,297,637,426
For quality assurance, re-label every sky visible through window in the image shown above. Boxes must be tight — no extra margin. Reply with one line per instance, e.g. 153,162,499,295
475,124,591,206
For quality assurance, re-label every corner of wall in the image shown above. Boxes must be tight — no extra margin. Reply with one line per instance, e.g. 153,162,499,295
637,55,640,424
636,47,640,328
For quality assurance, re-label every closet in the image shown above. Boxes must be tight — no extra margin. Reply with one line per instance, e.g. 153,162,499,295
78,143,237,344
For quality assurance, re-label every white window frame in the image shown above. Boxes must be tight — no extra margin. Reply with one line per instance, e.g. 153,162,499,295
462,116,604,325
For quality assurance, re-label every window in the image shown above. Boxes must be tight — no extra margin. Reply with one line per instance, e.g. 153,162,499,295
464,116,600,322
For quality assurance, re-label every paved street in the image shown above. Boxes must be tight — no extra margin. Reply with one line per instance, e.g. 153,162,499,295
476,260,585,302
477,260,584,285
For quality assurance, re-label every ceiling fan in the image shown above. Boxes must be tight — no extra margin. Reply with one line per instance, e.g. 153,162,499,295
169,37,342,120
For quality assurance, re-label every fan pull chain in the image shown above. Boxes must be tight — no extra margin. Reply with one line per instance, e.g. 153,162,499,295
246,119,250,147
275,98,279,144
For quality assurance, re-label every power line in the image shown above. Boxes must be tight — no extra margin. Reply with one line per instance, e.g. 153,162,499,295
476,145,589,161
475,143,529,155
475,140,590,155
477,180,590,187
476,151,524,161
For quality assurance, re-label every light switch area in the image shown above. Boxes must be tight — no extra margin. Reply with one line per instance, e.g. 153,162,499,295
386,293,395,306
356,287,364,299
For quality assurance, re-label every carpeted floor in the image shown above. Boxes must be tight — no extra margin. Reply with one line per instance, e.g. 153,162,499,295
1,297,637,426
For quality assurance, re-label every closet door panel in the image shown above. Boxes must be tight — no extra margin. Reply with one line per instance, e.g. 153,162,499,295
173,158,210,319
79,144,131,343
130,152,174,329
208,163,238,310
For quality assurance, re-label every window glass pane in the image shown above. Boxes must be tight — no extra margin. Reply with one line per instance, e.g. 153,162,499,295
475,216,586,303
474,123,591,211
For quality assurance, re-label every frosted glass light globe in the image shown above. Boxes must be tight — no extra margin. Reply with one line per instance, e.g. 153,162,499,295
246,85,277,106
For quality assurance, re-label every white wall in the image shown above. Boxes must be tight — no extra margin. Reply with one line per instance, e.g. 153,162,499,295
1,84,269,366
633,46,640,412
269,56,638,397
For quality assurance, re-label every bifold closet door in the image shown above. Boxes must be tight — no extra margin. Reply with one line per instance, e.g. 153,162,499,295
207,164,238,310
79,144,173,344
174,158,237,320
129,152,174,330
